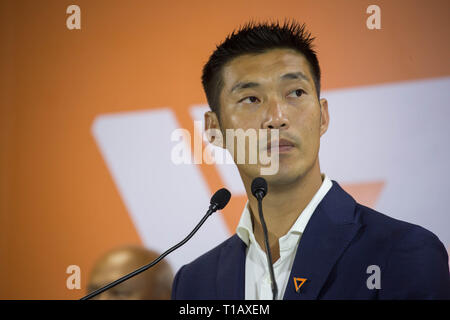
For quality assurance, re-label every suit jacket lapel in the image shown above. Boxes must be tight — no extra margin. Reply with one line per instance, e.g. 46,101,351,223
283,181,363,300
216,234,246,299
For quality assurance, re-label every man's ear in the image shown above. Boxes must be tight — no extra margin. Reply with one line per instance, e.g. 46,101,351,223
319,98,329,137
204,111,225,148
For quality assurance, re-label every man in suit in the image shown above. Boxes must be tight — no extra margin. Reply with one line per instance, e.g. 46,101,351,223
171,20,450,299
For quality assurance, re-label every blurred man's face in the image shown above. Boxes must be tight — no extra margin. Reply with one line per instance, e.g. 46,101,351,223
87,260,154,300
86,248,172,300
206,48,329,184
88,267,152,300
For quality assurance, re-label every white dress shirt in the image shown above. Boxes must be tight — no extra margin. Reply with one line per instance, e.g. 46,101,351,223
236,173,332,300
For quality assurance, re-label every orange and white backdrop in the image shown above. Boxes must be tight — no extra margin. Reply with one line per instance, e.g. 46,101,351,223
1,0,449,299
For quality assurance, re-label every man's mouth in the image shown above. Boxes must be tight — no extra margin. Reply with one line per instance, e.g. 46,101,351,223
265,138,296,153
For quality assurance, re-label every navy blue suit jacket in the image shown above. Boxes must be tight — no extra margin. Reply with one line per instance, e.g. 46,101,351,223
172,181,450,299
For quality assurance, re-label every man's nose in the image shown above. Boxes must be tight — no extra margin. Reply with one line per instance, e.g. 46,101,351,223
261,98,290,130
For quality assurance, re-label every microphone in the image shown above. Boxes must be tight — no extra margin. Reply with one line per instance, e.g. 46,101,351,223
251,177,278,300
81,188,231,300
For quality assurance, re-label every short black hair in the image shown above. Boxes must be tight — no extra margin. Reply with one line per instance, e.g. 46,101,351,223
201,19,321,118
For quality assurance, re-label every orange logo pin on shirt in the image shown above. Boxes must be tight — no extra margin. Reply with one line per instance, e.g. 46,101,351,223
293,277,307,292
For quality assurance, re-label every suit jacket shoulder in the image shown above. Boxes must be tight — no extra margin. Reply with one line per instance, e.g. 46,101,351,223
356,204,450,299
171,234,245,300
308,196,450,299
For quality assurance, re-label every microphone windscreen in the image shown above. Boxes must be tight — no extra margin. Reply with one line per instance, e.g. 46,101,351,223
210,188,231,210
251,177,268,198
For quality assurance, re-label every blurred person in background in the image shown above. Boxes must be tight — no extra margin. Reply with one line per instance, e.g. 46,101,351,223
87,245,173,300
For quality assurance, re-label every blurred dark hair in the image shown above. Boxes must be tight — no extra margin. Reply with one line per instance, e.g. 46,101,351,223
201,19,321,118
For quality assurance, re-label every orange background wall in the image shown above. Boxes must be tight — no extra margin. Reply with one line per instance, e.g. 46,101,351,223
1,0,449,299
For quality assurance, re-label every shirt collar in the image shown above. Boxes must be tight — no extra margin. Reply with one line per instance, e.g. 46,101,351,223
236,173,333,247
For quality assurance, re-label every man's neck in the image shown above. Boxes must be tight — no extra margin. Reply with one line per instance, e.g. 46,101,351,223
243,162,323,263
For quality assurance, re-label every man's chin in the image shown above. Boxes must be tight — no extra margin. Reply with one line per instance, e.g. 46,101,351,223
260,169,302,185
240,164,301,184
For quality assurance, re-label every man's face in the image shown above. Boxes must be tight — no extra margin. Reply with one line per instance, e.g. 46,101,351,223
205,48,329,184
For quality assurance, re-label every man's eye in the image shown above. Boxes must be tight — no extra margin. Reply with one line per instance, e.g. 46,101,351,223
112,290,130,298
240,96,259,104
287,89,305,98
